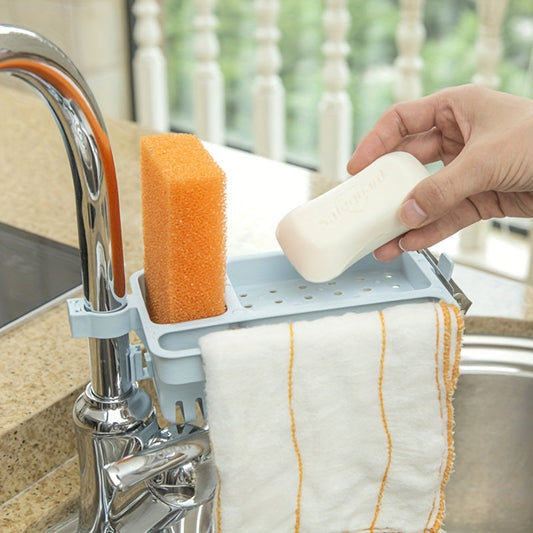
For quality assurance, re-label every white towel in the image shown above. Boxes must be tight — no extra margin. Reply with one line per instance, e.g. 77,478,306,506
199,301,464,533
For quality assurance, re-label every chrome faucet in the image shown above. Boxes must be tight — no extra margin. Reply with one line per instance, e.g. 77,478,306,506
0,25,216,532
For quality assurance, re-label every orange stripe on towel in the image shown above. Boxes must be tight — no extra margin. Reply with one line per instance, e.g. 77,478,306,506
288,323,303,533
449,304,465,388
432,303,444,421
430,302,462,532
370,311,392,533
0,59,126,297
424,303,445,531
216,469,223,532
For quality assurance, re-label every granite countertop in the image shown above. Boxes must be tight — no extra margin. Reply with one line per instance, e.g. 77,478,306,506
0,84,532,532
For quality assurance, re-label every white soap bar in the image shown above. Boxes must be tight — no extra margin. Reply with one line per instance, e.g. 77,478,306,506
276,151,429,282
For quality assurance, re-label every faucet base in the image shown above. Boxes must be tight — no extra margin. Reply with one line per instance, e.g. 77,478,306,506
0,24,217,533
73,383,158,533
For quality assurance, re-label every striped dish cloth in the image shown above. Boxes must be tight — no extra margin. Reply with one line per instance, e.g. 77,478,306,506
199,301,464,533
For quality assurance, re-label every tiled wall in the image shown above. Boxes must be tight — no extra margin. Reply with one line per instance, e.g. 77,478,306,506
0,0,132,120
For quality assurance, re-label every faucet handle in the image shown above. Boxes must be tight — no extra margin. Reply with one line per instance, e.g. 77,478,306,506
104,425,215,502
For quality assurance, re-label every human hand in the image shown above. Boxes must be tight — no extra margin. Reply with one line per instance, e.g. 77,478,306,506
347,84,533,261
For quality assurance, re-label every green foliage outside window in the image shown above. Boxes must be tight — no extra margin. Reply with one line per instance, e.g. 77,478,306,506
162,0,533,168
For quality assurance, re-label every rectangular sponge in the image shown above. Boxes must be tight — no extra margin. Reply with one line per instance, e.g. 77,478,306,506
141,133,226,323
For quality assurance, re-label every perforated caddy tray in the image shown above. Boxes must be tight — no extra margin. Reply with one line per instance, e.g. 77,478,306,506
68,250,468,422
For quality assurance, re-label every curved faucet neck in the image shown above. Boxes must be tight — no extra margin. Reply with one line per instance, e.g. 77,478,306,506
0,25,131,398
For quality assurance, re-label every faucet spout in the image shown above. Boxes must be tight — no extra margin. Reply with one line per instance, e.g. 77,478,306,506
0,25,160,531
0,24,130,398
0,25,216,532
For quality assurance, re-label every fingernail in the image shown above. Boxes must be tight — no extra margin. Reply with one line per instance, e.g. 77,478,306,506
398,238,406,252
400,199,427,228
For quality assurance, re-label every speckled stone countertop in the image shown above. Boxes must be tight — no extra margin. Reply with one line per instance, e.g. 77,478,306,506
0,84,532,532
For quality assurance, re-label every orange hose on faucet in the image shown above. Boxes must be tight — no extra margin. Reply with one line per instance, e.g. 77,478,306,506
0,59,126,297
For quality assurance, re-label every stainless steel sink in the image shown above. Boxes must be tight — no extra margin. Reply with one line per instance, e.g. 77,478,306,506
0,222,81,334
48,334,533,533
444,334,533,533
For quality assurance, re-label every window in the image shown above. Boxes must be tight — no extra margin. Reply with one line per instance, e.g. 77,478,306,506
162,0,533,170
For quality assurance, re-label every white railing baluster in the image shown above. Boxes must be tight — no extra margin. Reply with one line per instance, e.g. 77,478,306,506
460,0,510,254
132,0,169,131
394,0,426,102
528,228,533,283
253,0,285,160
472,0,511,89
319,0,352,182
193,0,225,143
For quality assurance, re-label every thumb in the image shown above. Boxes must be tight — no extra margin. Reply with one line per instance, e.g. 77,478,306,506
399,155,487,228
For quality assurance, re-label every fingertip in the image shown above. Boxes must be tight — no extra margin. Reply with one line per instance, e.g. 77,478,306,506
347,138,386,175
346,157,358,176
347,152,369,176
399,198,428,228
372,238,403,262
397,237,419,253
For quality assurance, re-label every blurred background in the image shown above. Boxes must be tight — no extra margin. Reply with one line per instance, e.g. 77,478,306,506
1,0,532,282
164,0,533,165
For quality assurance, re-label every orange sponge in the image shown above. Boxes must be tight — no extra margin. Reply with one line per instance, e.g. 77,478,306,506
141,133,227,323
